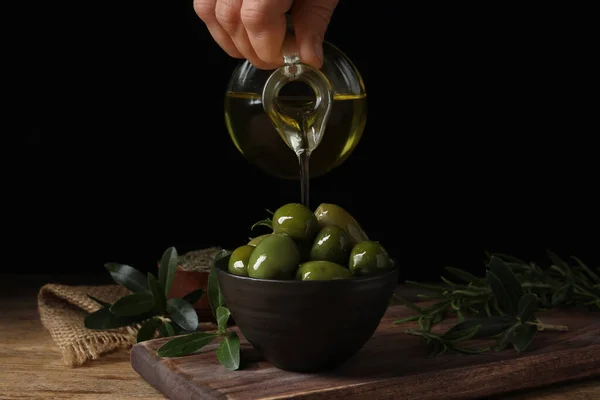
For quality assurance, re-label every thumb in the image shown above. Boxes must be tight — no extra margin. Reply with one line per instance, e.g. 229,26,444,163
290,0,339,69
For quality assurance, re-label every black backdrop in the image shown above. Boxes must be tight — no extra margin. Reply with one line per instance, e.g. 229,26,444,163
21,2,598,282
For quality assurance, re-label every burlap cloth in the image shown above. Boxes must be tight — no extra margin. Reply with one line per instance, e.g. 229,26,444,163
38,283,138,366
37,248,221,367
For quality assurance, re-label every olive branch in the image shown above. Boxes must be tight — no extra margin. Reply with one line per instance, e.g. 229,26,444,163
156,249,241,370
84,247,204,341
84,247,241,370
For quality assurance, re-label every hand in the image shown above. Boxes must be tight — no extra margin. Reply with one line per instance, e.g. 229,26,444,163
193,0,338,70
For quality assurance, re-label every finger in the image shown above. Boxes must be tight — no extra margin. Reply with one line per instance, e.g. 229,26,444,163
290,0,339,69
240,0,292,67
193,0,244,58
215,0,281,69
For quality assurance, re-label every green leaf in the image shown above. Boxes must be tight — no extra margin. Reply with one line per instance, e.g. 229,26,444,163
418,315,432,332
512,323,537,352
421,300,451,315
445,267,485,284
216,332,241,370
575,270,596,290
137,318,160,342
548,251,575,284
405,281,448,292
158,247,178,296
104,263,149,293
486,270,515,316
426,340,447,357
443,316,517,340
405,329,441,342
159,320,176,337
495,323,520,352
87,295,111,308
450,298,461,311
442,324,481,344
84,308,144,330
452,346,491,355
109,292,155,317
147,273,167,314
571,256,600,283
491,297,506,316
517,293,538,322
393,295,423,313
251,219,272,231
452,289,489,297
488,253,528,265
216,306,230,333
432,312,445,324
550,265,566,277
552,284,573,306
440,276,458,287
489,256,523,314
208,249,231,318
182,289,204,305
547,250,569,269
393,315,421,324
157,332,220,357
166,298,198,331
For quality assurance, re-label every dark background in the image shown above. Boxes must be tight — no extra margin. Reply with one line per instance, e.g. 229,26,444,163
20,2,597,282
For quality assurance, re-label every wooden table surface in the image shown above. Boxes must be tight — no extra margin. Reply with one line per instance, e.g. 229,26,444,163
1,274,598,400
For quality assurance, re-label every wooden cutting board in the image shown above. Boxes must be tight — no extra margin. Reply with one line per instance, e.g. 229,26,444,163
130,304,600,400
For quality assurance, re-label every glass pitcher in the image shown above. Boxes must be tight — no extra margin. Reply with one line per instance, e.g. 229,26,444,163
224,21,367,181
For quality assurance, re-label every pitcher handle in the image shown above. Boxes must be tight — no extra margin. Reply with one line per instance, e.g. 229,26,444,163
261,16,333,155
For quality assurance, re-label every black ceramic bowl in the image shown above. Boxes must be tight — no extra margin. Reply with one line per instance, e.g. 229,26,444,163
215,254,399,373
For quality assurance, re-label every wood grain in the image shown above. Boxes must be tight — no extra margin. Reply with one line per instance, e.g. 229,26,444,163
131,303,600,400
1,274,599,400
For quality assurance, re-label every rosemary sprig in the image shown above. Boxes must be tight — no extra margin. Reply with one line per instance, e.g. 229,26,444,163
395,250,599,356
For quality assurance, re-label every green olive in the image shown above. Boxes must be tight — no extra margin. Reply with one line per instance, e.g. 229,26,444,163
309,225,352,265
227,245,255,276
247,234,300,280
296,260,353,281
272,203,319,242
349,241,394,277
314,203,369,245
248,234,271,246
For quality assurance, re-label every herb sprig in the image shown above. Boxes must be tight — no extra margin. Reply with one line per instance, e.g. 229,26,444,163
85,247,203,342
156,249,241,371
395,251,599,356
249,208,274,232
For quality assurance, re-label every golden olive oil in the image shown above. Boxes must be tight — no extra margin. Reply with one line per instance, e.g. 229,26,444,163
224,85,367,181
